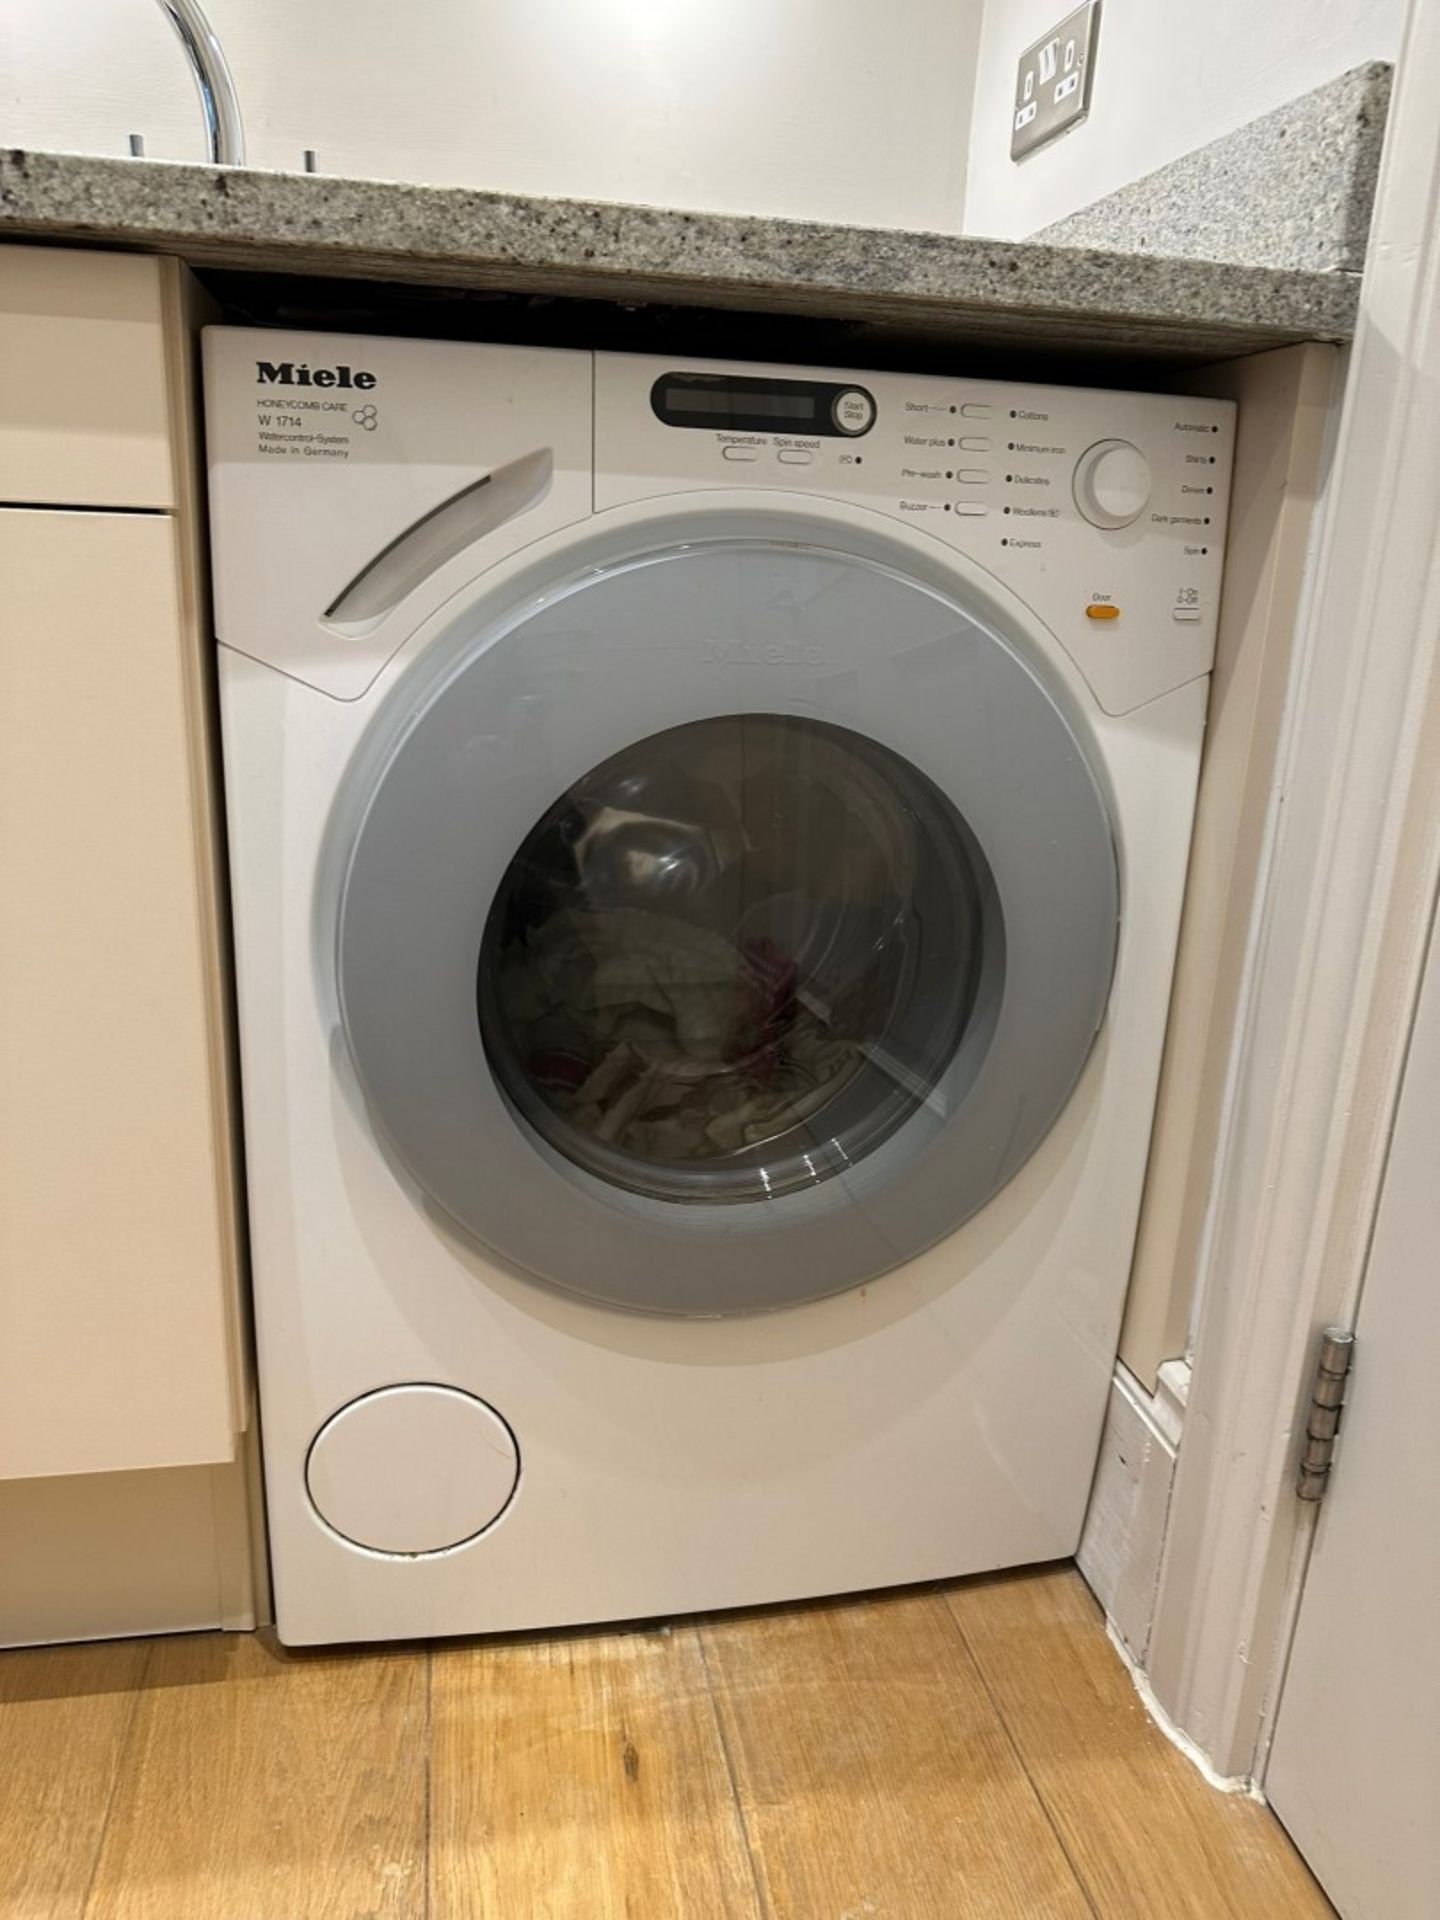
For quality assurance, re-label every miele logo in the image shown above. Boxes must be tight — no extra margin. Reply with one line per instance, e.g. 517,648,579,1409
255,360,377,390
703,637,824,667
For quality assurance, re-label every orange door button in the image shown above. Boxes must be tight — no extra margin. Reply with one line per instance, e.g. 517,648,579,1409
1085,603,1121,620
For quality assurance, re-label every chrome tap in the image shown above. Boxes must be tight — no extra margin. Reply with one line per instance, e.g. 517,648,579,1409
152,0,245,166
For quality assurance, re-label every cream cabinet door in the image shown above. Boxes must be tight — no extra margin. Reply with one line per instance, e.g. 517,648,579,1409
0,246,176,509
0,508,242,1477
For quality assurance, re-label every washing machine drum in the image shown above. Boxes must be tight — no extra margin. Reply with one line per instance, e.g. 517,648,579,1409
336,535,1118,1314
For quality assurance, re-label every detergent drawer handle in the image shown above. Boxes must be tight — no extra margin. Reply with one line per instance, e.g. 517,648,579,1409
323,448,553,633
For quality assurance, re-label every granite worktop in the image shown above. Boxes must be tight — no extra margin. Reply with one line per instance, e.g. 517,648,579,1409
0,145,1362,367
1041,65,1390,275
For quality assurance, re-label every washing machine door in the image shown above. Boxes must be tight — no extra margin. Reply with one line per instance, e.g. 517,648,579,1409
335,525,1118,1314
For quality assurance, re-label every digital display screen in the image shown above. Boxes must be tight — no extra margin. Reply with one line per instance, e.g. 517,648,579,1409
663,387,817,421
651,373,874,438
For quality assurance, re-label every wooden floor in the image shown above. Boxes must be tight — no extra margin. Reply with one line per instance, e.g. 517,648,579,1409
0,1564,1328,1919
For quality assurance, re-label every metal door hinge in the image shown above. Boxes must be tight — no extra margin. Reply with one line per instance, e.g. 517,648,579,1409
1296,1328,1355,1502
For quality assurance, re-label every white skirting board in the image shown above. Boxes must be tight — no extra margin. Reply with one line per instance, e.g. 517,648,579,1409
1078,1361,1188,1663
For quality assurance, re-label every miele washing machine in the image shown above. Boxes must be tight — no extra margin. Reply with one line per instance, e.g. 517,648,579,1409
203,330,1233,1644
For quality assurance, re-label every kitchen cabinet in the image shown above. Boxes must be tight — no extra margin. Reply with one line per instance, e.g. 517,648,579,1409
0,246,176,508
0,246,248,1500
0,510,244,1476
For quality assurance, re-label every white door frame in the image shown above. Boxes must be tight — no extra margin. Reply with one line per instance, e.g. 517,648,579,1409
1142,0,1440,1781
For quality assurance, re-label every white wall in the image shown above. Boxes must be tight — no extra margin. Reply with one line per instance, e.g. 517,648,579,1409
963,0,1405,239
0,0,980,232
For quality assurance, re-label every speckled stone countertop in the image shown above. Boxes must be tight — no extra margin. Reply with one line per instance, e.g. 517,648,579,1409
0,147,1360,365
1041,64,1390,273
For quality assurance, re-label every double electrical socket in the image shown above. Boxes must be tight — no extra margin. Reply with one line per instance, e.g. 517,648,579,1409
1011,2,1100,161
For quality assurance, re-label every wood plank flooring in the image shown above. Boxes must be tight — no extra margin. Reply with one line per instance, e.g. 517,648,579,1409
430,1622,755,1919
0,1564,1329,1919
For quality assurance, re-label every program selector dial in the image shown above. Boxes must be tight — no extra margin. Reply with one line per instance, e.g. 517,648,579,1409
1073,439,1152,528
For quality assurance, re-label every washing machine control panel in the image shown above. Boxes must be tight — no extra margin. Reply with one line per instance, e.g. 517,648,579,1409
596,353,1234,716
203,329,1232,714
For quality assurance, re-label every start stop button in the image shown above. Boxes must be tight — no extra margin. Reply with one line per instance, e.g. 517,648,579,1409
832,388,876,435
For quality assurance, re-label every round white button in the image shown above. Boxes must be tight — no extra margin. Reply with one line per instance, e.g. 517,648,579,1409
1073,439,1152,528
832,388,875,435
306,1384,519,1556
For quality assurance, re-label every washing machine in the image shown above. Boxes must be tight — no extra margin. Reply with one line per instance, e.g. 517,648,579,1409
204,329,1233,1645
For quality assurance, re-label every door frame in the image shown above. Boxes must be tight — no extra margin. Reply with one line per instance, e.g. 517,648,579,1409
1140,0,1440,1781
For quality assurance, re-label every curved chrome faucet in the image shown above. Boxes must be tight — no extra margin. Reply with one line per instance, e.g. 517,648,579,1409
153,0,245,166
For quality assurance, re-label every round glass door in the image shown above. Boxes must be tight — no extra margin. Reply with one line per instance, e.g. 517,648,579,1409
478,714,999,1204
333,522,1119,1314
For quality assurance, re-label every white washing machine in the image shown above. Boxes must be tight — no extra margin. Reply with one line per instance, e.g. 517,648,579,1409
204,329,1233,1645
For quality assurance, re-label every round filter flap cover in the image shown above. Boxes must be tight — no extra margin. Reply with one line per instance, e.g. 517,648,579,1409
305,1384,519,1556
